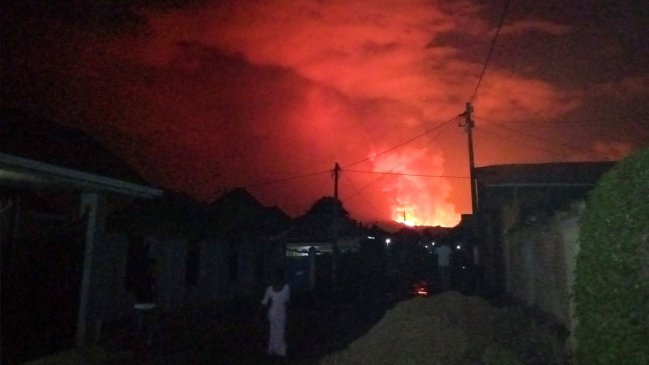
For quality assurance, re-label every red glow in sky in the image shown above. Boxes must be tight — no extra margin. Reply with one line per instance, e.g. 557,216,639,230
4,0,649,227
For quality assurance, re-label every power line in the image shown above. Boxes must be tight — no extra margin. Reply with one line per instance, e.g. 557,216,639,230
476,114,647,143
478,118,611,157
476,127,570,158
470,0,511,103
340,171,385,217
344,169,469,179
242,169,331,189
239,117,459,190
342,116,460,168
340,118,461,200
339,166,391,202
475,114,640,126
430,117,465,150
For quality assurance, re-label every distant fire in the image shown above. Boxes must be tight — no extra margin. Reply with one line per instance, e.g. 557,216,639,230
393,206,417,226
392,202,460,227
372,147,461,227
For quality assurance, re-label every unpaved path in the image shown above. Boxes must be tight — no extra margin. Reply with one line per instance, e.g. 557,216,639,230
315,292,565,365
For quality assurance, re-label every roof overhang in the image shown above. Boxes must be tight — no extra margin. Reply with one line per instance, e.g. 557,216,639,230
0,152,163,198
482,183,594,188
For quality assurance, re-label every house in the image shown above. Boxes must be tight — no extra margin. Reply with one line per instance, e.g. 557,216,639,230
472,160,616,333
208,187,292,297
281,197,368,293
0,107,163,362
1,108,294,362
106,191,223,314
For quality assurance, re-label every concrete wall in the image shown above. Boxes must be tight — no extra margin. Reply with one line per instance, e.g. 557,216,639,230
503,202,584,328
92,234,132,326
89,234,234,329
86,231,288,346
193,239,230,304
149,236,187,311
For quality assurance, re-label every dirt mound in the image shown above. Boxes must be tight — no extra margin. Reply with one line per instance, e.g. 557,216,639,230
316,292,548,365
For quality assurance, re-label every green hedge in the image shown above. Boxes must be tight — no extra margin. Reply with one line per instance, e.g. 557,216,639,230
574,147,649,365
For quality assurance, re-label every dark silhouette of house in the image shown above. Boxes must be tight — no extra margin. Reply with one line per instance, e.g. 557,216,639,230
209,187,292,296
281,197,369,292
0,107,163,362
1,108,298,363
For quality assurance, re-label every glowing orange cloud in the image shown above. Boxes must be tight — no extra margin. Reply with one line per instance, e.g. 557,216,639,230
6,0,596,227
120,0,580,223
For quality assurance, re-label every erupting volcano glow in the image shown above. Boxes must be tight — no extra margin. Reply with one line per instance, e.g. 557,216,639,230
393,206,417,227
392,204,458,227
371,147,461,227
6,0,644,229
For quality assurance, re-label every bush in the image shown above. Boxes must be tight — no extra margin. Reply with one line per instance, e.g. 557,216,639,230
574,147,649,365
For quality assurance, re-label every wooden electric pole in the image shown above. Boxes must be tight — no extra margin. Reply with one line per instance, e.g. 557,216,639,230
333,162,340,198
463,102,483,294
332,162,341,289
464,102,478,214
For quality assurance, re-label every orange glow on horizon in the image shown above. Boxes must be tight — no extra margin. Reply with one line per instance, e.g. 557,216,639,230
393,206,417,227
370,147,461,228
392,204,460,228
8,0,623,229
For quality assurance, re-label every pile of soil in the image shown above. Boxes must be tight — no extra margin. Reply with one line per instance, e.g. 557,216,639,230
316,292,565,365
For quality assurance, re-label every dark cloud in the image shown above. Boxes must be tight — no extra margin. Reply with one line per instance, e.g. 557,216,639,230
3,0,648,226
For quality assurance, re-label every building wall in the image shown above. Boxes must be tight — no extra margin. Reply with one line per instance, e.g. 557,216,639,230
229,238,281,298
92,234,132,327
478,185,590,299
149,236,187,311
90,234,233,328
88,233,282,339
480,203,514,296
194,239,230,304
236,241,260,289
559,209,581,351
503,202,584,328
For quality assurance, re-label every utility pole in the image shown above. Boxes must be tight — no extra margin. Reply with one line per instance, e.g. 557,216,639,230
463,102,483,294
331,162,341,289
464,102,478,214
333,162,340,198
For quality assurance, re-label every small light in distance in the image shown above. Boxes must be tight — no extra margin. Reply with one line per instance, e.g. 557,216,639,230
414,282,429,296
385,238,391,246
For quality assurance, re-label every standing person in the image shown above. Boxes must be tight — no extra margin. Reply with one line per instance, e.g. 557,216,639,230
261,268,290,359
434,244,451,291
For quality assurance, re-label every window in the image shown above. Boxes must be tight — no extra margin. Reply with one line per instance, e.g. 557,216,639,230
185,240,200,286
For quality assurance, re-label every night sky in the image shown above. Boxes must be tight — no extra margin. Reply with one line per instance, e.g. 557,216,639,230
3,0,649,227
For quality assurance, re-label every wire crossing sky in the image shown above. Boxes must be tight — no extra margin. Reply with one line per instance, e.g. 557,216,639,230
4,0,649,227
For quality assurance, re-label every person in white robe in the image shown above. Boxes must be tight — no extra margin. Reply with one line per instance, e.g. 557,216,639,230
261,269,290,357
